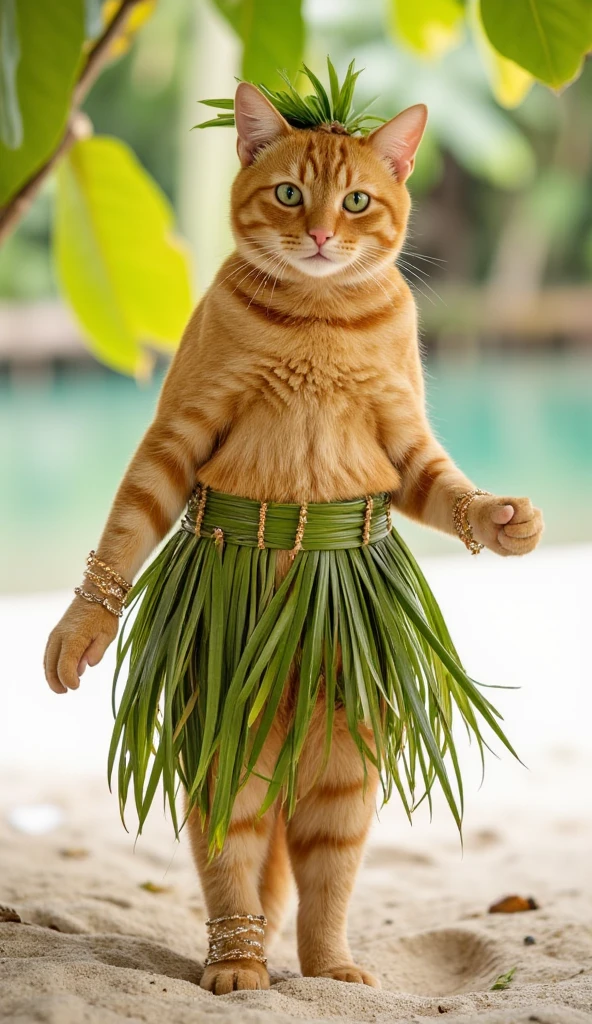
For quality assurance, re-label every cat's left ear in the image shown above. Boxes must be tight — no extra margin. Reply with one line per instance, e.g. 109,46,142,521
234,82,292,167
368,104,428,182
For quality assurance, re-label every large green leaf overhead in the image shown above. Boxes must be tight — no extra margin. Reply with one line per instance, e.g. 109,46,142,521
0,0,85,204
54,136,193,377
212,0,304,89
480,0,592,89
0,0,22,149
390,0,465,59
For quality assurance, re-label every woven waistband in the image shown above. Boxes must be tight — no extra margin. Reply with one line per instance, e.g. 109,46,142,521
181,485,392,551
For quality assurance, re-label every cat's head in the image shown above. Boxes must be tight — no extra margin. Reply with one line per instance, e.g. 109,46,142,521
230,82,427,286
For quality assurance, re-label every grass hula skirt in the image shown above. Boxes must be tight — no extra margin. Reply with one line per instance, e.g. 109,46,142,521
109,486,516,855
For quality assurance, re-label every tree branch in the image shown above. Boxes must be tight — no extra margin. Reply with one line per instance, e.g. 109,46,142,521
0,0,145,244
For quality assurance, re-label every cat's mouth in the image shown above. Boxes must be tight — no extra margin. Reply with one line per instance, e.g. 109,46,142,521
303,252,331,263
294,248,347,278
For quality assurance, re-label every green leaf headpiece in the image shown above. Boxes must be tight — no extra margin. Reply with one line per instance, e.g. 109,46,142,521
195,57,386,136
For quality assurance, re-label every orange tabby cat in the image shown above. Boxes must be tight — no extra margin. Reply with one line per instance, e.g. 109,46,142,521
44,83,543,993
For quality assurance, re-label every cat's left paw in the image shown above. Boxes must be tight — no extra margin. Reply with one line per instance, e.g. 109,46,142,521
469,495,544,557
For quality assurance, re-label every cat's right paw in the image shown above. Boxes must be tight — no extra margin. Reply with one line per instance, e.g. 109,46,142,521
44,597,118,694
200,958,270,994
469,494,543,557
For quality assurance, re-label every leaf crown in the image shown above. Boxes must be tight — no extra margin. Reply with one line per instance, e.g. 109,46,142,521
195,56,386,136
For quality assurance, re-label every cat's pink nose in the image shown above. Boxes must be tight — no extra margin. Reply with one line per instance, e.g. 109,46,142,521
308,228,333,247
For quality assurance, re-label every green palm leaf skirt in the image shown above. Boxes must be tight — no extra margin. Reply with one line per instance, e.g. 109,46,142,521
109,486,516,854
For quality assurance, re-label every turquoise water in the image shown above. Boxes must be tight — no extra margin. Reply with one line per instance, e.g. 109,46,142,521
1,352,591,593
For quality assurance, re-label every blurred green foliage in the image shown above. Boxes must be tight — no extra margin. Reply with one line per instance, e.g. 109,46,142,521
55,136,192,375
0,0,22,148
390,0,465,61
0,0,84,203
212,0,303,90
480,0,592,89
0,0,591,375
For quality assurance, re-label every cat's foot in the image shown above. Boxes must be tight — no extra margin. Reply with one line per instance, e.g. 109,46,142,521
200,958,270,994
316,963,381,987
469,494,544,557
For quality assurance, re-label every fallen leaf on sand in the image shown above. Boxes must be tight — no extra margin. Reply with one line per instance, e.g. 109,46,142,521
489,895,539,913
59,848,90,859
139,881,172,894
491,967,517,990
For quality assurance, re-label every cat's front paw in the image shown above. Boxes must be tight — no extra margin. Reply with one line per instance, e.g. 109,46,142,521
44,597,118,693
469,495,544,557
200,958,270,994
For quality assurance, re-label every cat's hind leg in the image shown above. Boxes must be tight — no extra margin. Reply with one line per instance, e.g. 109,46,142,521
186,730,284,993
258,807,292,949
287,707,380,987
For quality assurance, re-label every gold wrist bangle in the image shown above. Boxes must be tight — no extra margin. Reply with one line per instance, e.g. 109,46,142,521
74,586,123,618
452,489,490,555
86,551,131,593
83,568,127,602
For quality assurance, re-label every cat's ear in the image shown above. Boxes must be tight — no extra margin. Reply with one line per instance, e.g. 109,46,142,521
234,82,292,167
368,104,427,182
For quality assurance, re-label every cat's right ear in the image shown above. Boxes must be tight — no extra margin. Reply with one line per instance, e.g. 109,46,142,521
235,82,292,167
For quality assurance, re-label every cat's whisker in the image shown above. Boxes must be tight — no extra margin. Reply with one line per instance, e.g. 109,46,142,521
230,262,272,297
363,242,445,278
268,257,290,312
396,257,431,282
229,249,285,296
218,259,254,288
246,253,287,309
398,267,438,305
220,245,280,286
359,246,443,303
398,263,443,305
350,257,396,307
400,245,447,265
356,248,437,306
229,263,266,294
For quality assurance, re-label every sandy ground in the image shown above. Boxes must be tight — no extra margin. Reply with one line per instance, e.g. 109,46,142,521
1,545,591,1023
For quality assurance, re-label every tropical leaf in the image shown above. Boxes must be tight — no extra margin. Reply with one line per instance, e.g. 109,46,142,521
480,0,592,90
54,135,193,377
390,0,465,60
0,0,22,149
212,0,304,91
469,0,533,109
0,0,85,205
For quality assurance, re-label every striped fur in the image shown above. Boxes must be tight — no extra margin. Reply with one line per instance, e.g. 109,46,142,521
44,107,543,991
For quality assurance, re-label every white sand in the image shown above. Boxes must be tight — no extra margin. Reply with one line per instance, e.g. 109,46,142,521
1,546,591,1023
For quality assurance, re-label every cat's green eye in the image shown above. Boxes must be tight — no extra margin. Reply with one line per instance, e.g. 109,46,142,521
343,190,370,213
275,183,303,207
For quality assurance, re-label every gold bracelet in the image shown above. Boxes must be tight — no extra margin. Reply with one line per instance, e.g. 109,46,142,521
86,551,131,593
74,586,123,618
83,568,127,602
452,489,491,555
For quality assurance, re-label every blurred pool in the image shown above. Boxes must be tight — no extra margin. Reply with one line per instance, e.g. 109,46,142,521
2,351,591,593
